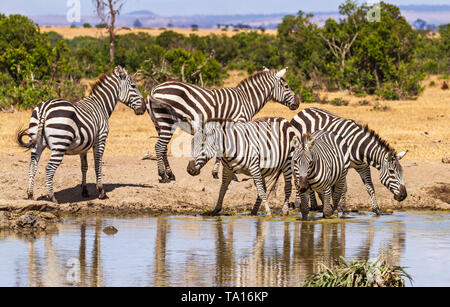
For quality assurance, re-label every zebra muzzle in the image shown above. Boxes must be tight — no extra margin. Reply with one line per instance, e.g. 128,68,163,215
187,160,200,176
394,184,407,201
297,176,310,193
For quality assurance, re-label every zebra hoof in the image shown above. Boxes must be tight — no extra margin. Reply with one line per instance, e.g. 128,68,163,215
48,196,58,204
167,173,176,182
158,177,171,183
232,175,239,182
27,193,34,200
212,172,219,179
98,192,108,200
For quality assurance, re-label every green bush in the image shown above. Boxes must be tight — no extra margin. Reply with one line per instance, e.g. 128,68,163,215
303,257,412,287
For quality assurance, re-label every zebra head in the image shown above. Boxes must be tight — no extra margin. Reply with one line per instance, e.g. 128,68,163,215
291,134,315,193
380,150,408,201
115,66,146,115
187,121,221,176
269,67,299,111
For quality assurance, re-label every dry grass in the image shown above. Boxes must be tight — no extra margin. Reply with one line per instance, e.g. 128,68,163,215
40,26,276,39
1,73,449,164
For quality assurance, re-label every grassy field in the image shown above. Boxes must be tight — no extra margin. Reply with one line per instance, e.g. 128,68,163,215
40,26,276,39
1,71,449,164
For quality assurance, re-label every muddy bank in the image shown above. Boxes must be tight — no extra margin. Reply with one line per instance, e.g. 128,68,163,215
0,155,449,218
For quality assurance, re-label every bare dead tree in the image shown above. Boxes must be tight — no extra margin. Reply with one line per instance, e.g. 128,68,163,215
93,0,125,65
318,31,359,71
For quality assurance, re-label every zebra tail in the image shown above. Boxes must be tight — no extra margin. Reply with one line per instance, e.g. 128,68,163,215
16,127,33,150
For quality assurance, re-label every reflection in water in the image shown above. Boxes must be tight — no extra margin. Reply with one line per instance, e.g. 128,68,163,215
0,212,448,286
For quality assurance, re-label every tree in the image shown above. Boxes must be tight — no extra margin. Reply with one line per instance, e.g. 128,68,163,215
93,0,125,65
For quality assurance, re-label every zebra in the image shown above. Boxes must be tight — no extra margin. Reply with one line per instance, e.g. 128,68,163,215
186,117,297,216
290,107,408,215
16,66,145,203
147,67,299,183
291,131,350,220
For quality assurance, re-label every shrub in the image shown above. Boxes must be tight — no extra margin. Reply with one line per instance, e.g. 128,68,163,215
303,257,412,287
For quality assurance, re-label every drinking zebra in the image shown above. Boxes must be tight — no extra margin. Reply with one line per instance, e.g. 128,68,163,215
147,67,299,183
290,107,408,215
291,131,350,219
186,117,297,216
17,66,145,203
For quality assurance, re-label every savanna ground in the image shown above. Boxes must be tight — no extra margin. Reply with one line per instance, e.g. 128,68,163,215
0,71,449,216
40,26,276,39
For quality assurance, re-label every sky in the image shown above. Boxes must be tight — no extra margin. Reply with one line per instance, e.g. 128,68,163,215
1,0,450,16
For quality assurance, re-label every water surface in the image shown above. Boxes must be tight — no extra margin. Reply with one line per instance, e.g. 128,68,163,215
0,211,449,286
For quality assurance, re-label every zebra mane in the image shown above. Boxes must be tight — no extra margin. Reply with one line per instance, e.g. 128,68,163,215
236,70,273,87
205,117,235,124
360,123,396,154
89,70,114,95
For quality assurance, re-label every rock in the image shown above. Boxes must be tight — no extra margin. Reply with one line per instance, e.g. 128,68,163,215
103,225,118,235
17,214,37,227
0,211,10,229
443,156,450,164
39,212,57,220
8,152,14,156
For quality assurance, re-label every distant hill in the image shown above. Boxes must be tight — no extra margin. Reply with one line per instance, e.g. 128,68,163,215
27,5,450,29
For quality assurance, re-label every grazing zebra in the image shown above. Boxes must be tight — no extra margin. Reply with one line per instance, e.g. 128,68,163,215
16,66,145,203
290,107,408,215
291,131,350,219
187,117,297,216
147,67,299,183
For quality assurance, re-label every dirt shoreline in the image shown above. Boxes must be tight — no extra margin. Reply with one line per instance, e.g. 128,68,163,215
0,155,448,218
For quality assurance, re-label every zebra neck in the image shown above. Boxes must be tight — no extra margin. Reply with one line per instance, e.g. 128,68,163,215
86,78,121,118
364,144,388,169
236,76,273,118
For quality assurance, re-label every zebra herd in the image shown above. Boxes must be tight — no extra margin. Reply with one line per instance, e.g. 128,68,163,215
17,65,408,219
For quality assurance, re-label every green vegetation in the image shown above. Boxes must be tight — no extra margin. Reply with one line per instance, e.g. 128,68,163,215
1,0,449,109
303,256,412,287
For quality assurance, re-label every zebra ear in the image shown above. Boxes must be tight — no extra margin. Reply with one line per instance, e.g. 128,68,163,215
263,66,270,72
304,136,315,150
291,136,301,148
396,150,408,160
115,66,127,80
275,67,287,79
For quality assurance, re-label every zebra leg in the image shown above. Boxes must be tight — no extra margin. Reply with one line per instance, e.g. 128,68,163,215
281,164,292,216
299,192,310,220
163,154,176,182
211,167,234,215
250,195,262,216
250,166,272,216
45,149,66,203
27,145,44,200
356,166,381,215
80,153,89,197
93,141,107,199
212,157,238,181
331,177,347,217
321,187,333,218
155,134,173,183
339,179,349,214
310,191,322,211
212,157,220,179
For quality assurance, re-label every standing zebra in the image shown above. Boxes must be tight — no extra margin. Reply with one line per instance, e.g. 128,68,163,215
17,66,145,203
290,107,408,215
187,117,297,216
291,131,350,219
147,67,299,183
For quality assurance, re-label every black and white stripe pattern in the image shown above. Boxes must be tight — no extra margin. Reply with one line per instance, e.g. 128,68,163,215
291,131,350,219
186,117,297,216
290,107,408,215
147,68,299,183
17,66,145,203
